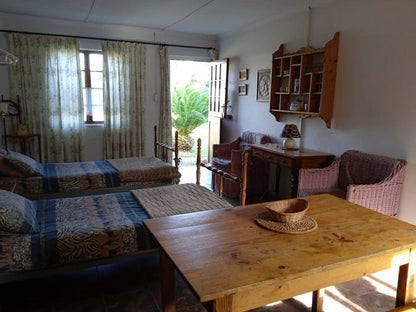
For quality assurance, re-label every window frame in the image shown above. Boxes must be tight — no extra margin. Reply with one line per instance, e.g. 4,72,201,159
80,50,104,124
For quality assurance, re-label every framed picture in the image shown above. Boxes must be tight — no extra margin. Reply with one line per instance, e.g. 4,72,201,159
238,84,247,96
256,69,271,102
239,68,248,81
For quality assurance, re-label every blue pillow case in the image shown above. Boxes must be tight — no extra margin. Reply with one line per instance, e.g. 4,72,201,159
6,151,42,177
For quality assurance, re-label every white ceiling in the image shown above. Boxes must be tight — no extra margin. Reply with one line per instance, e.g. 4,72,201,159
0,0,334,36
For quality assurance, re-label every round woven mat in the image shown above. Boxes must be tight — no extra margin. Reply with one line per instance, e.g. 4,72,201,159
255,211,317,234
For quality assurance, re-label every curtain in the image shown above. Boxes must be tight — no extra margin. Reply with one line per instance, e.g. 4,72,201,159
159,46,172,162
8,33,83,162
102,41,146,159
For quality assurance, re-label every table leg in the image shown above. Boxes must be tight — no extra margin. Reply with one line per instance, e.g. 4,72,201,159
212,295,234,312
312,289,324,312
290,167,300,198
396,248,416,307
160,249,176,312
275,164,281,198
37,135,42,163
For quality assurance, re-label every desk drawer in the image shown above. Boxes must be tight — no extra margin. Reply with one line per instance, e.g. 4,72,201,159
263,151,279,163
252,149,263,158
279,157,294,168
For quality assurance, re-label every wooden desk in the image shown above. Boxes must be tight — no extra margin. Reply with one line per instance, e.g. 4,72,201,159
144,194,416,312
251,144,333,198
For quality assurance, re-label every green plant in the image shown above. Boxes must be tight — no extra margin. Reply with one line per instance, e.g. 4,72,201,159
171,85,208,151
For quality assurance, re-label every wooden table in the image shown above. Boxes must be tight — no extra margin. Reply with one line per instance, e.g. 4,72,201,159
6,133,42,162
251,144,333,198
144,194,416,312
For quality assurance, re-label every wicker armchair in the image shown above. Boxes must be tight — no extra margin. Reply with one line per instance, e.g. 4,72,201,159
298,150,407,216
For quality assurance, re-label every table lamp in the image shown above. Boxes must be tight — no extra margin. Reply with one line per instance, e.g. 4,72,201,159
280,124,301,150
0,48,18,65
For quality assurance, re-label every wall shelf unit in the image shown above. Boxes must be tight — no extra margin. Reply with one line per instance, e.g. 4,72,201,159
269,32,339,128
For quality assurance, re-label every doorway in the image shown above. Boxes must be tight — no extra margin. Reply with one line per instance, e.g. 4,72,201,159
170,60,210,184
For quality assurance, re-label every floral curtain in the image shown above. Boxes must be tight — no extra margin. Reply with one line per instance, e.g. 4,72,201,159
8,33,83,162
159,46,172,162
102,41,146,159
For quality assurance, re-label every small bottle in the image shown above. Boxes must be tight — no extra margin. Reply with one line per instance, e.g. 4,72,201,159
294,79,300,93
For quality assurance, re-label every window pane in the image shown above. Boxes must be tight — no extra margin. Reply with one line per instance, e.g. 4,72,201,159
91,88,103,105
90,72,102,88
89,54,103,71
83,88,93,115
81,71,86,87
92,105,104,121
79,53,85,70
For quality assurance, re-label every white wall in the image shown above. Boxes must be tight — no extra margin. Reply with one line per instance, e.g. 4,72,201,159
219,0,416,223
0,12,216,159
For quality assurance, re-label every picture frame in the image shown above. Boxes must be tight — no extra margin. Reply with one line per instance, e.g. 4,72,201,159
238,84,247,96
256,69,271,102
239,68,248,81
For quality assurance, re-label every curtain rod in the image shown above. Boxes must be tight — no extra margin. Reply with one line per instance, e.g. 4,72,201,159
0,29,215,50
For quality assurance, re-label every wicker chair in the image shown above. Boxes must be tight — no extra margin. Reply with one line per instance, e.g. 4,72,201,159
298,150,407,216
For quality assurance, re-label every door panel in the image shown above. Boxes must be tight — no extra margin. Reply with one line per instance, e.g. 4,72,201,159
208,58,229,161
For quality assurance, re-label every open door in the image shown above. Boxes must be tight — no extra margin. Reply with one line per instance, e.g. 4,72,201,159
208,58,229,162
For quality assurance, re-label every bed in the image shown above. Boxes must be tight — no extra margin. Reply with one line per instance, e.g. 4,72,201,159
0,126,181,199
0,183,232,280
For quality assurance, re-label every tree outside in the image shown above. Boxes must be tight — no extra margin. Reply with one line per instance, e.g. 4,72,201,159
171,84,208,151
170,60,210,165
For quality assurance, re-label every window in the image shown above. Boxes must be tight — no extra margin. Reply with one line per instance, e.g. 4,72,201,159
80,51,103,123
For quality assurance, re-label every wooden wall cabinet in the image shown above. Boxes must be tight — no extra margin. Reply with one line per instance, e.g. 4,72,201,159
269,32,339,128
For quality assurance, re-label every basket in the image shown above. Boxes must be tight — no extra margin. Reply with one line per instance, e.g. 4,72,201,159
264,198,309,223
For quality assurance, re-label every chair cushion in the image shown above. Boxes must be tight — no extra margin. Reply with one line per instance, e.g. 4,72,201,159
338,150,400,190
0,189,39,234
240,131,271,150
212,157,231,171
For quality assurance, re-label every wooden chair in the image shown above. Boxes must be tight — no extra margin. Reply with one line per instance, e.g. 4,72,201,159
196,138,247,206
210,131,271,199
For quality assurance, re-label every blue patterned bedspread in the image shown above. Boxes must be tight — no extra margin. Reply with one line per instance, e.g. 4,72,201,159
40,161,120,193
0,192,153,273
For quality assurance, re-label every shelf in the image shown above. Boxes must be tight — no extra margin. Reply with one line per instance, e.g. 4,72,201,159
269,32,339,128
271,109,319,115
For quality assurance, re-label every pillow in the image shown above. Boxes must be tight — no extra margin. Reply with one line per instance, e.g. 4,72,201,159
0,159,24,177
5,151,41,177
0,148,7,158
0,189,39,234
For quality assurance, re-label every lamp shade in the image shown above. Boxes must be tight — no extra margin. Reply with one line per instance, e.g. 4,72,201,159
280,124,301,150
280,124,301,138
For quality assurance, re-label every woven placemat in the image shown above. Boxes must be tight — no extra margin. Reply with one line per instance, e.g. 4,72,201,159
255,211,317,234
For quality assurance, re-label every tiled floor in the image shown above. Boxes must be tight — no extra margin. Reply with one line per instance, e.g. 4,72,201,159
0,252,406,312
0,165,412,311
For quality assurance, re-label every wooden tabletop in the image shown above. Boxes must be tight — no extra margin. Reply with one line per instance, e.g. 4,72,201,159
144,194,416,311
